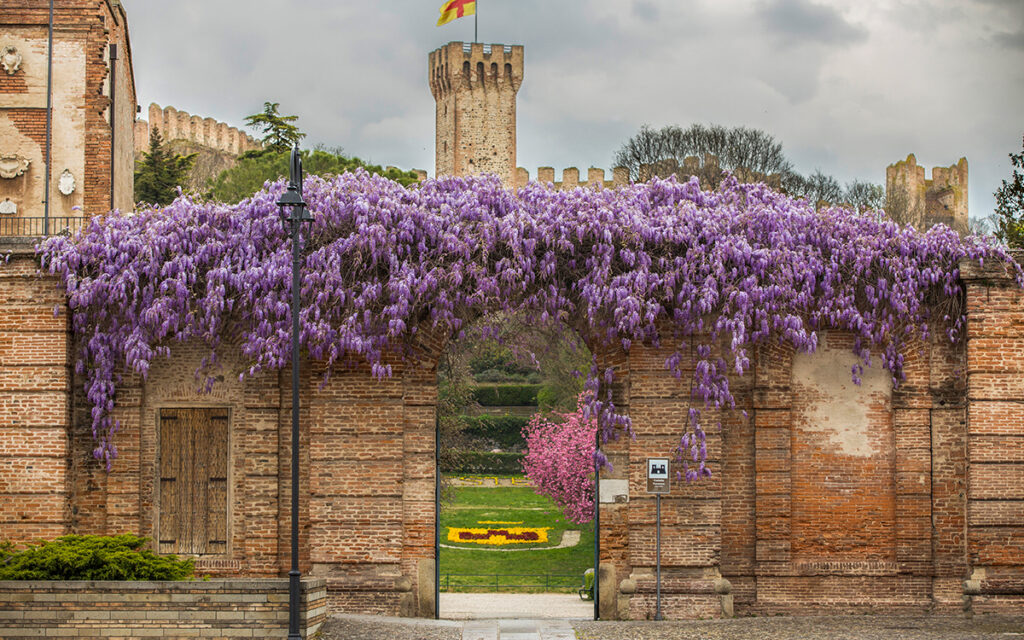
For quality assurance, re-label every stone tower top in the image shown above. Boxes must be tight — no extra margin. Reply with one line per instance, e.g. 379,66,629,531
885,154,968,234
429,42,524,187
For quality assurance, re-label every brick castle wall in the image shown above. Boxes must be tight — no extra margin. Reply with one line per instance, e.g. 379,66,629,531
135,103,261,157
2,245,1023,618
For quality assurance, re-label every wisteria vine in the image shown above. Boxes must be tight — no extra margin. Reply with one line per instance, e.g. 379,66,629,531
36,171,1021,472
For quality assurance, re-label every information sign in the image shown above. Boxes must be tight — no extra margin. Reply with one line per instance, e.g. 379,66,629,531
646,457,670,494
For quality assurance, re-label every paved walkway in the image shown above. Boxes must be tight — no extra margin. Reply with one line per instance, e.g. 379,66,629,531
321,613,1024,640
440,592,594,620
462,619,576,640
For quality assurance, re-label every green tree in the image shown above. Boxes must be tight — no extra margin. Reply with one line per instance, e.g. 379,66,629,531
207,147,421,204
994,135,1024,248
133,126,197,206
245,102,305,153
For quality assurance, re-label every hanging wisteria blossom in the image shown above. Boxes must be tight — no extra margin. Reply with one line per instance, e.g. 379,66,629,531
36,171,1021,471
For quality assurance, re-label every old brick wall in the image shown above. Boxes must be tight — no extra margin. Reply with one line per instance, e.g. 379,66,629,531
68,341,289,579
962,258,1024,614
304,330,442,617
0,240,71,544
3,242,1023,619
0,578,327,639
741,331,954,614
622,340,728,619
614,325,982,619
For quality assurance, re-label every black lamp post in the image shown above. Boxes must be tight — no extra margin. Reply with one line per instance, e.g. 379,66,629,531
277,146,312,640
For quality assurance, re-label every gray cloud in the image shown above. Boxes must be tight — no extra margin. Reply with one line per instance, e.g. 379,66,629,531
756,0,868,47
123,0,1023,219
632,1,660,22
994,29,1024,50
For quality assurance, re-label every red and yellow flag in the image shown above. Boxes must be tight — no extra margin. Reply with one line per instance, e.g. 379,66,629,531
437,0,476,26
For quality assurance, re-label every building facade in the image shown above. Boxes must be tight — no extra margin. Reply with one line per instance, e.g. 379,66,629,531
0,0,136,233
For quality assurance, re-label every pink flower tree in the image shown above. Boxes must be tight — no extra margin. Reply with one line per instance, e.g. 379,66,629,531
521,393,598,524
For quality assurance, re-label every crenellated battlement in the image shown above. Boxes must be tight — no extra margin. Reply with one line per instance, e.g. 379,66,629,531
429,41,523,100
885,154,967,234
514,166,631,190
134,103,261,157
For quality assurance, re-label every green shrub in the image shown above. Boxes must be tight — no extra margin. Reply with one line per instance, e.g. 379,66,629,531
0,534,194,581
443,451,525,475
471,384,541,406
461,414,530,449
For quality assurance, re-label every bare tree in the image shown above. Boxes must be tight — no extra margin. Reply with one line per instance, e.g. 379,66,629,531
843,180,885,212
614,123,795,189
883,187,923,228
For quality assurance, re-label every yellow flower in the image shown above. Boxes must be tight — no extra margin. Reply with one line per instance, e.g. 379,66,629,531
447,526,551,546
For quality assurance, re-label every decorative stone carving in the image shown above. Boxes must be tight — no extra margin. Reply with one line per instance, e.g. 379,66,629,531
0,198,16,215
58,169,76,195
1,46,21,75
0,155,30,179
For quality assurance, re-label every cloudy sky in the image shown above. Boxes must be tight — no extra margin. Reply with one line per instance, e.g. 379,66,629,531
125,0,1023,218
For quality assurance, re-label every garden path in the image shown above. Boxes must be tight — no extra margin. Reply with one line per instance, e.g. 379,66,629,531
441,592,593,620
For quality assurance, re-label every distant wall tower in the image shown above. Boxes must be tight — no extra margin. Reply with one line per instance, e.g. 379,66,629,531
886,154,968,235
429,42,524,187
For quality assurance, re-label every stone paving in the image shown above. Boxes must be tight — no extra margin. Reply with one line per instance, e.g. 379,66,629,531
440,592,594,619
321,613,1024,640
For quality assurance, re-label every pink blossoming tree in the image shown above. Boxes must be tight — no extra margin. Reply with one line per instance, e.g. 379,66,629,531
521,393,598,524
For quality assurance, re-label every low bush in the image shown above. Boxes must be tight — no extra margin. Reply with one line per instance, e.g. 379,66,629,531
461,414,529,449
471,384,541,406
443,451,525,475
0,534,194,581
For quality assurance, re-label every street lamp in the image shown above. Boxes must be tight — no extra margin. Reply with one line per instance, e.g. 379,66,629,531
277,146,312,640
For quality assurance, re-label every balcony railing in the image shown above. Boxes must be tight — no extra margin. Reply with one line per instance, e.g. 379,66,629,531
0,217,85,237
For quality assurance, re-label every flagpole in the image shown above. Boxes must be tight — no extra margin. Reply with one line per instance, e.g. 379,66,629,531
474,0,478,43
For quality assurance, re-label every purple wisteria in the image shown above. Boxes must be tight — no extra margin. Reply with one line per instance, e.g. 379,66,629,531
37,171,1021,471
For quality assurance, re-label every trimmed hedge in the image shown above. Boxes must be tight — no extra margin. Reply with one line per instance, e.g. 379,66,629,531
471,384,541,406
443,451,525,475
461,414,530,449
0,535,194,581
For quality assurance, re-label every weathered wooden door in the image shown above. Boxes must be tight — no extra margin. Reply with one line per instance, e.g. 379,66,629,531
158,408,229,555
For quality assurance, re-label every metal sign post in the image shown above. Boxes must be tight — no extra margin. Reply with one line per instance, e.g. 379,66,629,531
647,458,670,621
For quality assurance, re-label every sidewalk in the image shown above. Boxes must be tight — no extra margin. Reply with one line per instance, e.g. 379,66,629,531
440,592,594,619
321,613,1024,640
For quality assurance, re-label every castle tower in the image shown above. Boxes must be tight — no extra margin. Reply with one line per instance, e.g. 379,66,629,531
429,42,524,187
885,154,968,235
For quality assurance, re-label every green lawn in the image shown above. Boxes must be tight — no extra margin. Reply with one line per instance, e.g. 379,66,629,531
439,476,594,593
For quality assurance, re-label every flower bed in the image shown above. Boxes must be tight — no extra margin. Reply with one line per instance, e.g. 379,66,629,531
447,525,552,546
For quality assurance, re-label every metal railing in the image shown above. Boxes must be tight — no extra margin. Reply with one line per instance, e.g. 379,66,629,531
440,573,581,593
0,217,85,237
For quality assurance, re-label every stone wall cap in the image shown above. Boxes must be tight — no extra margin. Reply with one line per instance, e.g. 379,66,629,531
0,237,40,256
0,578,326,591
959,251,1023,282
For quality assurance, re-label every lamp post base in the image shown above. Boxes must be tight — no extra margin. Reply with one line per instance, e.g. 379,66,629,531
287,568,302,639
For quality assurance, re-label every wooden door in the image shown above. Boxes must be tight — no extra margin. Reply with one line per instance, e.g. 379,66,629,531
158,408,229,555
